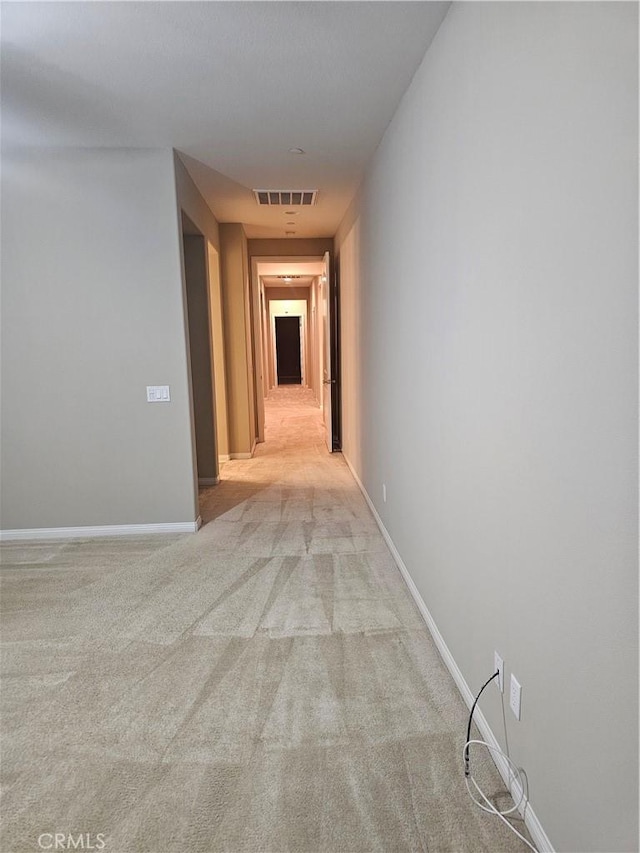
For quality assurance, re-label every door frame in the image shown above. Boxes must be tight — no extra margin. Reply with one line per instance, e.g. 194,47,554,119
272,312,305,386
320,251,341,453
250,255,323,423
269,297,308,387
180,222,219,491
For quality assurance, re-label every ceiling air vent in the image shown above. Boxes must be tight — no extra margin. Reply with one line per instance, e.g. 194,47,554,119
253,190,317,206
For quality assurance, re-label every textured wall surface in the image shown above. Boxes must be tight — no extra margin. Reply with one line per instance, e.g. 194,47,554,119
1,148,197,529
336,3,638,850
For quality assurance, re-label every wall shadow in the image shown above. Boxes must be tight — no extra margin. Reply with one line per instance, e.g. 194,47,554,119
198,480,271,524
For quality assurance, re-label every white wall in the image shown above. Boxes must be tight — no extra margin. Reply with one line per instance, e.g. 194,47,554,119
335,3,638,851
174,153,219,252
1,148,197,529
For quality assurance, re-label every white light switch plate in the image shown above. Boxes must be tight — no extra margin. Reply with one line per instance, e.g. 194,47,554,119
146,385,170,402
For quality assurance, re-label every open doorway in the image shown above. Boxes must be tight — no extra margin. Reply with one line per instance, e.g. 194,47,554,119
269,295,308,387
250,254,340,451
181,213,229,495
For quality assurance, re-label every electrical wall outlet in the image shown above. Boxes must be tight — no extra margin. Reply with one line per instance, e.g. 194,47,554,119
494,652,504,692
510,674,522,720
382,483,387,503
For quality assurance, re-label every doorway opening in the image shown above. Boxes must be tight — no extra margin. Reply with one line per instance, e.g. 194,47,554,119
250,254,340,452
181,212,229,506
275,315,303,384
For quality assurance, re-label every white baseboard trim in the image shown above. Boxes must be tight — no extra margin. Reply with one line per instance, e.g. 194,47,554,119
342,453,554,853
0,520,201,542
218,454,231,463
229,451,253,460
198,477,220,486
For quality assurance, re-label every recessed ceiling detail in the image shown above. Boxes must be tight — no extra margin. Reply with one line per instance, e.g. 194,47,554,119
253,190,317,207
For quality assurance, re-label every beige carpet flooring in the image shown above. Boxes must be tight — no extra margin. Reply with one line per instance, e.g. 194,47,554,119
1,387,533,852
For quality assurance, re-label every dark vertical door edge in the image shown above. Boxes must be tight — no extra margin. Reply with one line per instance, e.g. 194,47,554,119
330,255,341,451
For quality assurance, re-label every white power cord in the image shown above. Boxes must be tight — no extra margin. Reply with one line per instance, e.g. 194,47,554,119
463,739,538,852
463,671,539,853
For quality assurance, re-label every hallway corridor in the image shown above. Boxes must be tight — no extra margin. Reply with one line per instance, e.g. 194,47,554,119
1,388,532,852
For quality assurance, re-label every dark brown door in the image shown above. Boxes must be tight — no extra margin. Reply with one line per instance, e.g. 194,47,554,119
275,315,302,384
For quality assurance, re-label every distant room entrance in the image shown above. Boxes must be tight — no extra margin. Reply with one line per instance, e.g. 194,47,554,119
275,315,302,385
